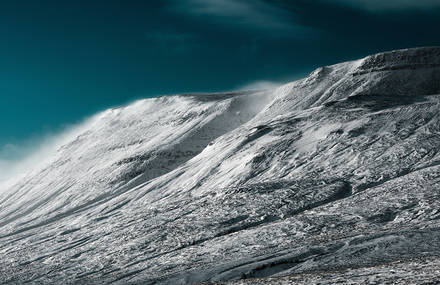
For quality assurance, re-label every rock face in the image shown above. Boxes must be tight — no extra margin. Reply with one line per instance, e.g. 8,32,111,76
1,47,440,284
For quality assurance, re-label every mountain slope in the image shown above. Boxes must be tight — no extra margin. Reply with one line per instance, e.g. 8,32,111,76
1,47,440,284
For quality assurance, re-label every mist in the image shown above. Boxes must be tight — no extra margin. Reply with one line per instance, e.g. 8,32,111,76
0,115,99,185
236,80,283,91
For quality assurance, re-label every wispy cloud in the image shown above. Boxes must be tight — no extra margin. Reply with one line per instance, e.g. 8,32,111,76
326,0,440,11
168,0,308,35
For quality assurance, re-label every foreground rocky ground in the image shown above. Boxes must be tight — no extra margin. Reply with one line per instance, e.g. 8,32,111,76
220,257,440,284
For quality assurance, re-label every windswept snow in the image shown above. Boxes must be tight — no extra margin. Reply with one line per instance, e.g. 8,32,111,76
1,47,440,284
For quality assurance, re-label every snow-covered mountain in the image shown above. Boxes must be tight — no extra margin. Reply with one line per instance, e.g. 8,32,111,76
1,47,440,284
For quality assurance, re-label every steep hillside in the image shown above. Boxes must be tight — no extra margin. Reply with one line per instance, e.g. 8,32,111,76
1,47,440,284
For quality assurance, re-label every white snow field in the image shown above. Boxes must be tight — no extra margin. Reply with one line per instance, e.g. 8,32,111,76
1,47,440,284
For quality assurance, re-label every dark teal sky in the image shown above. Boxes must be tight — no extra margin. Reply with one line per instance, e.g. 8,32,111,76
1,0,440,159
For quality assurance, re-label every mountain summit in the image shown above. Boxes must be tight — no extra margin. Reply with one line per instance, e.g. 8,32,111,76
1,47,440,284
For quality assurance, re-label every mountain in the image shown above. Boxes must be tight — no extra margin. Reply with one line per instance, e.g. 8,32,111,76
1,47,440,284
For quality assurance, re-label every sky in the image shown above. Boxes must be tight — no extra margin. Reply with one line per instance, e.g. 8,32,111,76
1,0,440,165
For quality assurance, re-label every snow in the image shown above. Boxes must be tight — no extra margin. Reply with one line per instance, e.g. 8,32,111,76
1,47,440,284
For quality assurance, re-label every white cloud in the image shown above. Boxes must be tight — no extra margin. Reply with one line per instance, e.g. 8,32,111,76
168,0,307,34
329,0,440,11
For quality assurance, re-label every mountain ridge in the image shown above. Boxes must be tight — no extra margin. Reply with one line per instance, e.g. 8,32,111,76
1,46,440,284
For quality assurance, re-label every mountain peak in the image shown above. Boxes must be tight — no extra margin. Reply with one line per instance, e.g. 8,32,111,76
355,46,440,74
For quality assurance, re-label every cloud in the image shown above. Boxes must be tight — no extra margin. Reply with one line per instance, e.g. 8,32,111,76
168,0,308,35
326,0,440,11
